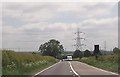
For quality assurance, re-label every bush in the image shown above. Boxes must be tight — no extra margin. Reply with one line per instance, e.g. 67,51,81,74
113,47,120,54
83,50,91,57
73,50,83,59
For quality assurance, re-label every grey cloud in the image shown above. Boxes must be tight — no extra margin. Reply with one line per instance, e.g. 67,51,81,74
2,2,118,51
3,2,117,23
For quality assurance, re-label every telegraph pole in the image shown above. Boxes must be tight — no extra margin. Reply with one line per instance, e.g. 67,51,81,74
104,41,106,51
104,41,106,55
74,28,85,51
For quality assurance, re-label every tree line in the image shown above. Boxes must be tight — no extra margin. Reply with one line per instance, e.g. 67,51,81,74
73,49,91,59
39,39,120,59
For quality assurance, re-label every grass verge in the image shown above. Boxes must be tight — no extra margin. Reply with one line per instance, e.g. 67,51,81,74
73,54,118,73
2,50,59,77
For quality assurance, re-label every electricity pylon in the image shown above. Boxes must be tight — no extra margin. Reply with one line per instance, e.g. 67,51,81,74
74,28,85,51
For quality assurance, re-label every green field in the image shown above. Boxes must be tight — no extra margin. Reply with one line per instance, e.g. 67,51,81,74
2,50,58,76
74,54,118,73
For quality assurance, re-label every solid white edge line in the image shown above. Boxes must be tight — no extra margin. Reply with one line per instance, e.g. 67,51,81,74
32,61,61,77
78,61,119,75
69,61,80,77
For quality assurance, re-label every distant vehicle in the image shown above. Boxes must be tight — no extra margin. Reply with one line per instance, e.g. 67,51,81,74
62,59,68,61
67,56,72,61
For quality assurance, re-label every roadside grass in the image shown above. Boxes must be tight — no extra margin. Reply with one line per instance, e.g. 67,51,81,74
73,54,118,73
2,50,58,77
2,60,57,76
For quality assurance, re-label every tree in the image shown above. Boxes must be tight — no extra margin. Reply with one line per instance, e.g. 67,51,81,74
84,49,91,57
73,50,83,59
113,47,120,54
39,39,64,58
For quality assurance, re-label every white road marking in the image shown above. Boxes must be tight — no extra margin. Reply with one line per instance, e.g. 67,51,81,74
70,71,72,72
69,61,80,77
78,61,119,75
32,61,61,77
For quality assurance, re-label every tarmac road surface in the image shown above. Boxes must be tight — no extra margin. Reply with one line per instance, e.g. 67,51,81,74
33,61,119,77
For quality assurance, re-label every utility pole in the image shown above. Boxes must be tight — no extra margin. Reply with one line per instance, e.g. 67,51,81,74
64,48,66,55
104,41,106,51
104,41,106,55
74,28,85,51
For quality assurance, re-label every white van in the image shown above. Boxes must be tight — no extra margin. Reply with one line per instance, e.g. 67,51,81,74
67,56,72,61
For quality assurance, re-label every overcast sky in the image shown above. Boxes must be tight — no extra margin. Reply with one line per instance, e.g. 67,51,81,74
2,2,118,52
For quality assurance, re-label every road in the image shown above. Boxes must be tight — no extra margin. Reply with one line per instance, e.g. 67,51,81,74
33,61,119,77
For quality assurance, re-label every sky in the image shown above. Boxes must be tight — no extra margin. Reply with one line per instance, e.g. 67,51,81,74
1,2,118,52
